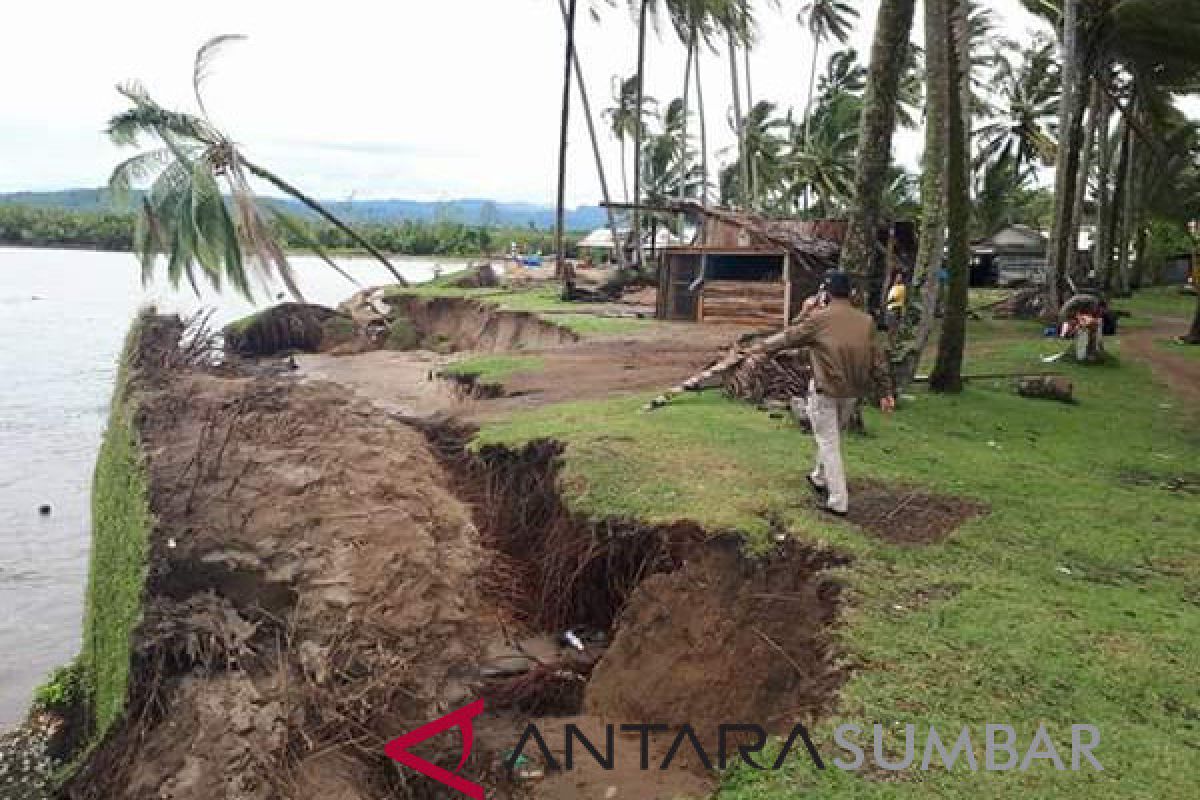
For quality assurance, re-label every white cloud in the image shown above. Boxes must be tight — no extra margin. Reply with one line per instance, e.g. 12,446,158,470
1,0,1051,206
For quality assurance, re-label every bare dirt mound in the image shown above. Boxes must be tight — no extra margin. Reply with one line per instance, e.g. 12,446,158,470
390,295,579,352
836,482,989,545
223,303,356,356
67,317,498,800
585,537,848,739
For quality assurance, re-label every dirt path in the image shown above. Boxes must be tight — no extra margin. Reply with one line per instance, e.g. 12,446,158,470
1120,316,1200,408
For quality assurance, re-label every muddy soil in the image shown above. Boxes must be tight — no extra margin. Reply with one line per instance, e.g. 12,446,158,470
829,482,989,545
586,538,847,741
71,316,854,800
389,296,580,352
464,326,759,419
294,349,462,418
67,317,499,800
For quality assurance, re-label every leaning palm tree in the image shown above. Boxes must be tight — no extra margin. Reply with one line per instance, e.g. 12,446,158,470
798,0,860,150
108,36,404,303
838,0,917,311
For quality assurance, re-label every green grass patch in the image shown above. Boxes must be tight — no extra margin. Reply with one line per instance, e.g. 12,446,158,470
1113,286,1196,320
545,313,655,336
80,315,154,742
442,354,545,382
1159,338,1200,359
473,316,1200,797
386,282,653,337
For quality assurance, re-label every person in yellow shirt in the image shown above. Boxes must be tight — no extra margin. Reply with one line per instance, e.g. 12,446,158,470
884,273,908,344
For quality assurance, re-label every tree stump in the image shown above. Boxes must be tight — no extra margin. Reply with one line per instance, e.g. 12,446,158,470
1017,375,1075,403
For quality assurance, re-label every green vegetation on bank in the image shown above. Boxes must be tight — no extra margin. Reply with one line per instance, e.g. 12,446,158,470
387,282,655,336
80,314,154,742
0,203,581,257
473,317,1200,798
442,355,546,383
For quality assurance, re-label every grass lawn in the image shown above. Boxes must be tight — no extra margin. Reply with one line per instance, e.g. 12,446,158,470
1112,286,1197,324
473,316,1200,798
442,354,546,383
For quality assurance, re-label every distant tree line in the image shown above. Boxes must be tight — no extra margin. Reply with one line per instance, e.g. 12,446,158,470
0,203,578,257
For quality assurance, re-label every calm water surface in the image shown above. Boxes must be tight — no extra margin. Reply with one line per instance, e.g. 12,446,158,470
0,247,452,728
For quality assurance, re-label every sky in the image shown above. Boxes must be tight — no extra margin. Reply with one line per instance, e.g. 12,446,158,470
0,0,1052,207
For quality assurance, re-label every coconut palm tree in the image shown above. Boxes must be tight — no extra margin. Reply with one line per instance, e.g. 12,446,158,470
784,99,858,215
974,36,1060,181
798,0,860,154
627,0,664,267
720,101,788,209
557,0,628,271
894,0,950,389
714,0,756,207
666,0,725,206
107,35,403,303
838,0,917,311
554,0,579,277
930,0,972,393
605,76,656,204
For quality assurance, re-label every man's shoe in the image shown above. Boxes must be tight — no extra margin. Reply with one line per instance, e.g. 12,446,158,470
819,503,848,518
806,475,828,496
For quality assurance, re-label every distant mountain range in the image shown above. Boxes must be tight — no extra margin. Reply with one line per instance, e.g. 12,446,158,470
0,189,610,231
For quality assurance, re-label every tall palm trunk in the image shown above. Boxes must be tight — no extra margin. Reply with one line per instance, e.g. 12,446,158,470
929,0,969,394
679,29,696,206
695,44,710,206
558,0,627,270
744,45,758,206
554,0,579,279
728,30,749,207
632,0,650,270
1046,0,1081,312
1186,289,1200,344
620,138,630,203
895,0,949,389
1095,102,1121,288
801,38,822,212
839,0,917,312
1102,115,1131,291
957,5,973,199
802,39,821,145
243,161,404,285
1067,80,1102,283
1115,102,1139,296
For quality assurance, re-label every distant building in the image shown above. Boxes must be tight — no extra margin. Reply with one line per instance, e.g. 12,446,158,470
654,203,916,325
971,225,1048,287
971,225,1100,287
577,227,683,264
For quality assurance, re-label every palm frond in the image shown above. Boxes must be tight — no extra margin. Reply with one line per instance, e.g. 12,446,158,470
193,34,247,117
109,148,176,203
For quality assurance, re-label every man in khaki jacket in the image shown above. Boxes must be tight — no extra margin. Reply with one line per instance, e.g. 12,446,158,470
752,272,895,516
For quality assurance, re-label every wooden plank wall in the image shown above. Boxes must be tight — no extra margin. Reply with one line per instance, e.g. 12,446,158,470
700,280,786,326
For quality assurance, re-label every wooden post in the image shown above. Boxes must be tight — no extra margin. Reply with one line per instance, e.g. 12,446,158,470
782,253,792,326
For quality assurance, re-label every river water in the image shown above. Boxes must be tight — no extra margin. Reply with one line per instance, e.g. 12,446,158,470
0,247,455,729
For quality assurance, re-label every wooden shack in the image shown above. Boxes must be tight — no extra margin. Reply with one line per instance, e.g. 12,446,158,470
655,203,914,326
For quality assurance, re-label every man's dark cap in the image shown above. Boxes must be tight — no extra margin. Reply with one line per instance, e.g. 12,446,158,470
826,271,852,298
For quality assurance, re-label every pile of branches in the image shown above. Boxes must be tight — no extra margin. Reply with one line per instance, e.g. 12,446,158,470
723,349,812,406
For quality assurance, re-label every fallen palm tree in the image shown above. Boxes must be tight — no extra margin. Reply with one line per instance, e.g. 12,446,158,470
643,327,806,411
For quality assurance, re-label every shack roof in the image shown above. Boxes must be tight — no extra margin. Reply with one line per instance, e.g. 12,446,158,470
603,201,917,289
